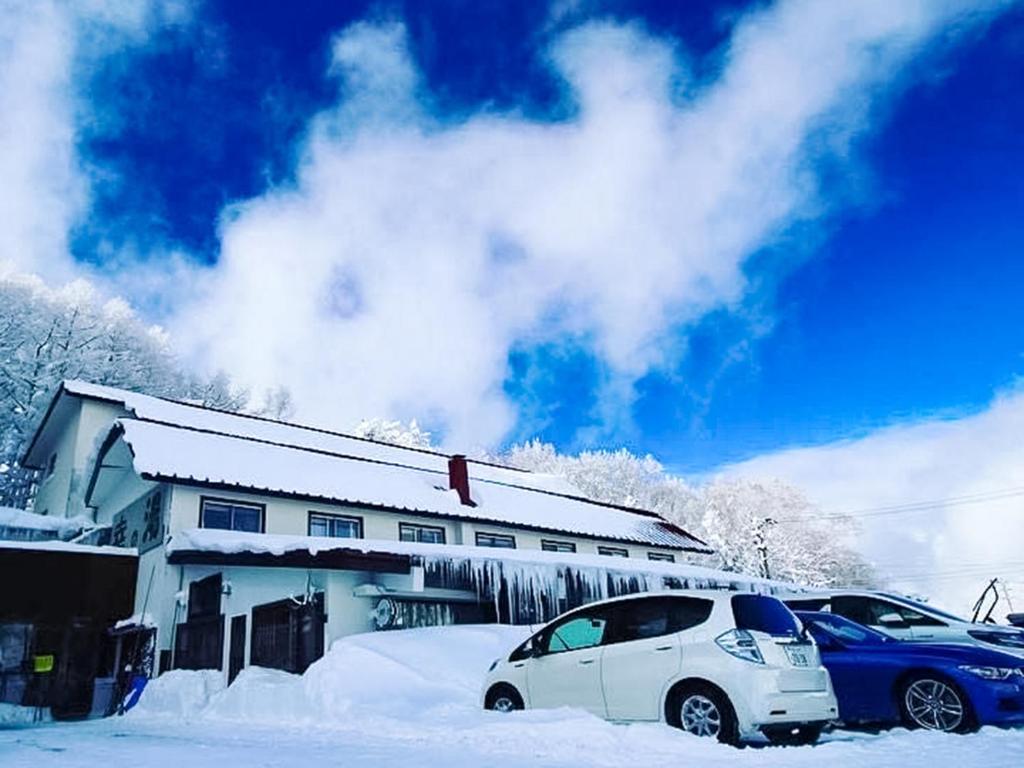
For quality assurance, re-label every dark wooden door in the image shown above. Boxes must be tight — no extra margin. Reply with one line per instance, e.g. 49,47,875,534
228,615,246,684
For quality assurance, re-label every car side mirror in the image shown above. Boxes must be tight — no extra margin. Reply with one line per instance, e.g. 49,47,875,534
876,613,908,629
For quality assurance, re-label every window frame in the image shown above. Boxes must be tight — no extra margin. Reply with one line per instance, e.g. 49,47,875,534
475,531,517,549
597,545,629,558
307,511,364,539
647,552,675,562
540,539,576,553
199,496,266,533
398,522,447,544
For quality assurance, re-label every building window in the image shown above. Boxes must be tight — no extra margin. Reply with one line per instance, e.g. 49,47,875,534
308,512,362,539
200,498,264,533
476,532,516,549
399,522,446,544
597,546,629,558
541,539,576,553
648,552,675,562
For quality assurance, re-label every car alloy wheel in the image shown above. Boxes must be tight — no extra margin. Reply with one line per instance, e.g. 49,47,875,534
680,694,722,738
904,678,964,732
491,695,518,713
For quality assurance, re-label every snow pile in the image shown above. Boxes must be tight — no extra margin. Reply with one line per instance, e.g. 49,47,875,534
0,702,51,726
133,625,531,727
130,669,225,719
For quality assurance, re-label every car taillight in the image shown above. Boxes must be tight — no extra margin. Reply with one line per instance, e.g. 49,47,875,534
715,629,764,664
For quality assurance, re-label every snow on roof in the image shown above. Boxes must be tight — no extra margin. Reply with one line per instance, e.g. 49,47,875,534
0,506,84,533
0,538,136,556
169,529,769,588
114,418,707,550
57,380,579,495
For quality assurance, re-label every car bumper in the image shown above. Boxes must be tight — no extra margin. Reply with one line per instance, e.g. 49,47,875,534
728,666,838,738
963,678,1024,726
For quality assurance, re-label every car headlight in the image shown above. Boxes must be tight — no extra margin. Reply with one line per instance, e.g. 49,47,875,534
967,630,1024,650
488,658,500,672
716,629,764,664
958,665,1024,681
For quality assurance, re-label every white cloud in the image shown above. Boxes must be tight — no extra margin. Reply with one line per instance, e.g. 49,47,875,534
1,0,1013,453
171,0,1011,447
722,387,1024,616
0,0,188,278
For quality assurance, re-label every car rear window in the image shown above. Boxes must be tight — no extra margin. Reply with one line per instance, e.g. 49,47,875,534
609,596,714,643
732,595,800,637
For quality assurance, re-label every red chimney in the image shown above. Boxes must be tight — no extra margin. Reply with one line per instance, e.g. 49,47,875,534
448,454,475,506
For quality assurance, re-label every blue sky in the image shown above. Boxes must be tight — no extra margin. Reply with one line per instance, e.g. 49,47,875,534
6,0,1024,473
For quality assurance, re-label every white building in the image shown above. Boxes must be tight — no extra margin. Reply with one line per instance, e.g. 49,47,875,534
20,381,778,682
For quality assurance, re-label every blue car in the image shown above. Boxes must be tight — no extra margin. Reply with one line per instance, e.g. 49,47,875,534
796,611,1024,732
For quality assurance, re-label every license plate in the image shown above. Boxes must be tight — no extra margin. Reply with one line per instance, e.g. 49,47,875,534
785,645,811,667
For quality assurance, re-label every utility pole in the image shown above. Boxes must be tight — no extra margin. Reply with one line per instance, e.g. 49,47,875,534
755,517,777,580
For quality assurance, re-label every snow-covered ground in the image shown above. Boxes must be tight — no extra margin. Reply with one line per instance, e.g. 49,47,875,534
2,625,1022,767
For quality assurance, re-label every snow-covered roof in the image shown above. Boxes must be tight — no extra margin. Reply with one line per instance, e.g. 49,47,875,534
0,538,136,556
0,506,83,533
106,418,707,550
168,529,772,589
42,380,578,496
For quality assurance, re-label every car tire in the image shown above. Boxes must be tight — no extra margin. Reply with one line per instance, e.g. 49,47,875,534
762,723,824,746
670,683,740,745
899,675,975,733
485,684,524,713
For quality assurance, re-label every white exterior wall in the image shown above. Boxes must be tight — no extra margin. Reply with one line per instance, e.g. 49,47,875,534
30,407,81,519
164,484,686,561
177,564,371,673
30,398,128,520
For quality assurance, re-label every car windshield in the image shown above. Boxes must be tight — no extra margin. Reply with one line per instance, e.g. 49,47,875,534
880,593,967,623
801,613,891,646
732,595,800,637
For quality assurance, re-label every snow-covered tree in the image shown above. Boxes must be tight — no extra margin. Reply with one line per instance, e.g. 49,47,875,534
690,478,875,588
0,271,248,508
253,386,296,421
503,439,698,523
503,440,876,588
352,417,435,449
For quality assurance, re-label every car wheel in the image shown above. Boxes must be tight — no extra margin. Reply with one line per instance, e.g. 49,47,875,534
900,676,973,733
485,684,524,713
673,684,740,745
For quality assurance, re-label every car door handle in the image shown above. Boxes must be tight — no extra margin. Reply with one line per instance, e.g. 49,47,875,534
578,658,596,665
654,645,673,652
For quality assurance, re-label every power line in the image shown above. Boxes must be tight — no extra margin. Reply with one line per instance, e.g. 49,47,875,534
774,484,1024,524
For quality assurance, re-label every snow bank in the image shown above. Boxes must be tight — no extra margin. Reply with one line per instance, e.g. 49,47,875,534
132,625,531,726
0,702,51,726
130,669,225,719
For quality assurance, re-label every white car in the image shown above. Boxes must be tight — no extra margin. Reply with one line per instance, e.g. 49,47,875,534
482,591,838,745
783,590,1024,659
